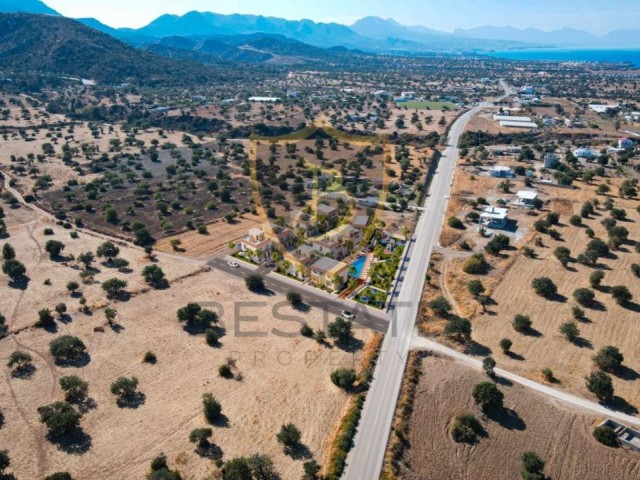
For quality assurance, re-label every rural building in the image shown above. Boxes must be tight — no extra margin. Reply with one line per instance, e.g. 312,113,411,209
238,228,274,264
310,257,349,291
619,137,635,149
599,420,640,451
480,206,509,229
543,153,560,169
489,166,514,178
589,104,618,113
573,147,599,159
515,190,538,207
352,215,371,230
311,236,349,260
248,96,281,102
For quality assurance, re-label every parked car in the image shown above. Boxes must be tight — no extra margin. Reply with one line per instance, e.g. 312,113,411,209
227,261,240,269
341,310,355,320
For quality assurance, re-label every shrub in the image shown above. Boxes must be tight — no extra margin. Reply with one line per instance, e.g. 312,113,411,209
553,246,571,267
632,264,640,279
2,258,26,280
521,451,545,480
499,338,512,354
467,280,485,298
485,234,510,256
245,274,265,292
593,346,624,372
589,270,605,289
331,368,357,389
7,350,33,371
110,377,139,400
101,278,128,298
428,296,452,317
444,316,471,344
142,265,166,288
202,393,222,423
300,323,313,337
559,322,579,342
1,243,15,260
177,303,218,330
585,371,614,402
37,402,82,436
593,426,619,447
573,288,595,307
189,427,213,449
286,290,302,306
541,368,554,382
328,318,353,346
482,356,496,376
45,240,65,259
569,215,582,226
45,473,74,480
531,277,557,299
276,423,302,449
59,375,89,402
205,329,220,346
450,412,483,443
471,382,504,412
462,253,489,274
143,351,157,364
218,363,233,379
512,314,532,333
611,285,632,305
448,216,464,229
96,241,120,261
49,336,87,363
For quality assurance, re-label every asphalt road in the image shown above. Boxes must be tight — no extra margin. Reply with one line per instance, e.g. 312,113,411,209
208,257,389,333
343,92,510,480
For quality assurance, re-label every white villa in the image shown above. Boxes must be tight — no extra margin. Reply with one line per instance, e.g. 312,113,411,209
480,206,509,229
515,190,539,208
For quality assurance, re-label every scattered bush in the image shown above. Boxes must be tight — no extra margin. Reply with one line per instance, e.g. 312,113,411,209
331,368,357,390
531,277,557,299
593,425,619,447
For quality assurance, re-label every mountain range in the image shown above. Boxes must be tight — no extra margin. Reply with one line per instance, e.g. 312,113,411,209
0,13,228,86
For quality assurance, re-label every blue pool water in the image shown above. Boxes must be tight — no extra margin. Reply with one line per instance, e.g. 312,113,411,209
350,256,366,278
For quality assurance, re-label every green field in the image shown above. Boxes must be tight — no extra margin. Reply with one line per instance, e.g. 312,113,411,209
399,101,457,110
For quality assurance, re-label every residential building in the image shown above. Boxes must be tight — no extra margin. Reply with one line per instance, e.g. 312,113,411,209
489,166,514,178
573,147,599,160
238,228,273,264
310,257,349,291
514,190,539,207
266,225,296,250
311,237,349,260
619,137,635,149
543,153,560,169
480,207,509,229
352,215,371,230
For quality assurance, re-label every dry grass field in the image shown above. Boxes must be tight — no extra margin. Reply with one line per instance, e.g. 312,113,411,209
424,172,640,410
0,204,373,480
399,355,640,480
471,181,640,407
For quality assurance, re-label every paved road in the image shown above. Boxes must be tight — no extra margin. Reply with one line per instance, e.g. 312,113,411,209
208,257,390,333
343,90,511,480
412,335,640,427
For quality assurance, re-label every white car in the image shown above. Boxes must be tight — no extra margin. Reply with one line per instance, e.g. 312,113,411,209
227,261,240,269
341,310,355,320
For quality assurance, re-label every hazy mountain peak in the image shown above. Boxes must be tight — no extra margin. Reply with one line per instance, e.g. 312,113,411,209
0,0,59,15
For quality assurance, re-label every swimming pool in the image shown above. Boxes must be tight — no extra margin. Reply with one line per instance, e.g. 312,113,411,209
349,256,366,278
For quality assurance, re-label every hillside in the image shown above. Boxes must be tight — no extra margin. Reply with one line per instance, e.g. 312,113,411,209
0,13,223,86
0,0,58,15
143,32,347,64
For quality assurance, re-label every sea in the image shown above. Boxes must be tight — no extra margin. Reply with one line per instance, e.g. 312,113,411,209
485,48,640,67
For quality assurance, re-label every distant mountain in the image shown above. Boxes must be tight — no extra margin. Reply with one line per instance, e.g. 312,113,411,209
136,11,366,49
351,16,526,50
0,13,220,86
454,25,640,48
0,0,59,15
143,32,348,64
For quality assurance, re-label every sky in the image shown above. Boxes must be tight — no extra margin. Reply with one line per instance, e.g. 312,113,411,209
45,0,640,34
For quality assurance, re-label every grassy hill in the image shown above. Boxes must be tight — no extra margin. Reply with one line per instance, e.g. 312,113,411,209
0,13,226,86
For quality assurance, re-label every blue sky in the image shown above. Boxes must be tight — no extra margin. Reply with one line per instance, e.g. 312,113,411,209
46,0,640,33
